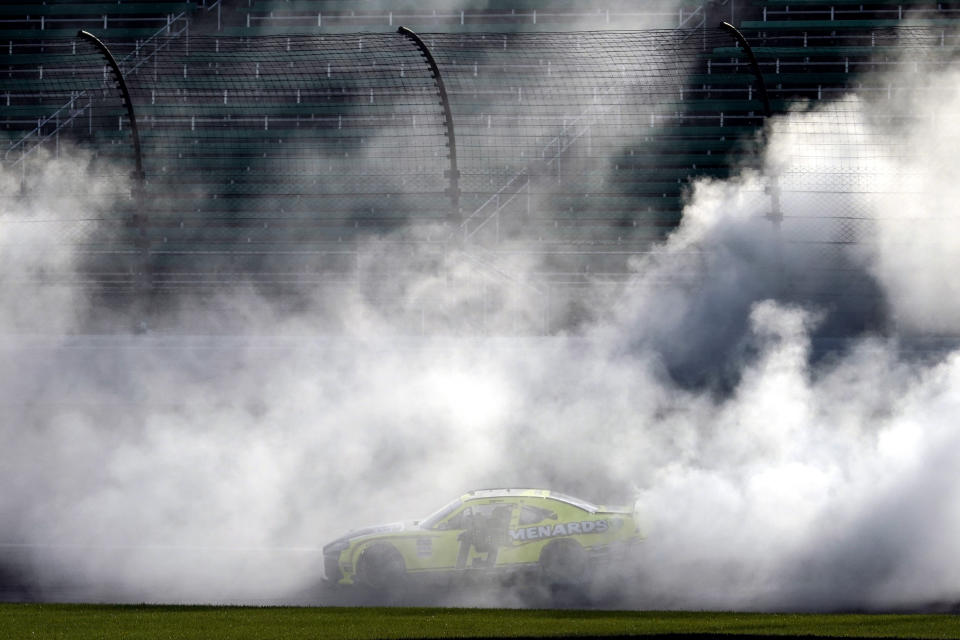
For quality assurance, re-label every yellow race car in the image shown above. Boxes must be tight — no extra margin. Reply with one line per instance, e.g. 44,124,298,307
322,489,643,589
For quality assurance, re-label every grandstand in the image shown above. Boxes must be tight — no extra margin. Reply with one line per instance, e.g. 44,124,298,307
2,1,959,332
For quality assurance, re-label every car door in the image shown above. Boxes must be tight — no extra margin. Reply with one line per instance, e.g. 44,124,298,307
419,500,518,571
455,501,517,569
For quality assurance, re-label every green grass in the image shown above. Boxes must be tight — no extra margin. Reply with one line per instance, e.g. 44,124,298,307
1,605,959,640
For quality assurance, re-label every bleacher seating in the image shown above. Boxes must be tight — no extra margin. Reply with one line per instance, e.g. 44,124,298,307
748,0,960,28
226,0,706,35
0,2,195,40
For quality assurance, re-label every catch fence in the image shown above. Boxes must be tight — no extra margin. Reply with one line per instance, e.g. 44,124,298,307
1,26,958,331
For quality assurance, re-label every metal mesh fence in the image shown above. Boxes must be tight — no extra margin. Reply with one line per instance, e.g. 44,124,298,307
1,28,763,290
2,25,959,328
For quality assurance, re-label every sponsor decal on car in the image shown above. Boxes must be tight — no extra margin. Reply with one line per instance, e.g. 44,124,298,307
508,519,608,541
416,538,433,557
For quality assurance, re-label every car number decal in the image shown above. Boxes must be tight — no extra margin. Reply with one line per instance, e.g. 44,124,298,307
416,538,433,557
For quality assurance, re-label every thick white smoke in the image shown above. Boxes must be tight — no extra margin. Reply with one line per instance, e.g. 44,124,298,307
596,64,960,610
0,146,128,334
2,48,960,611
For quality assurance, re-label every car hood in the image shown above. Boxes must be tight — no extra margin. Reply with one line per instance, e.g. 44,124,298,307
323,520,419,551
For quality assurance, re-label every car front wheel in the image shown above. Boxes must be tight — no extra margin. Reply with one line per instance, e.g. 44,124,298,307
357,543,406,592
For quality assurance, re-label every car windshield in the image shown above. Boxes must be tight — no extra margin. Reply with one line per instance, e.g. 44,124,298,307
420,497,462,530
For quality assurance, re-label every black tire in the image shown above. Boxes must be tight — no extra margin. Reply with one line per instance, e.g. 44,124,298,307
539,539,590,586
356,543,406,592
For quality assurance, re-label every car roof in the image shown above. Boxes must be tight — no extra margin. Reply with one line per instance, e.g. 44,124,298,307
460,488,600,513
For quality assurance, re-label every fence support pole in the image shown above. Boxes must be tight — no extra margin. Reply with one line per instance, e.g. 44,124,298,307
719,21,781,228
78,29,150,296
78,30,145,195
397,26,461,224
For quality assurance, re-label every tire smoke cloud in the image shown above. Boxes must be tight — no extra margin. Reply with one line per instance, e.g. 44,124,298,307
1,54,960,611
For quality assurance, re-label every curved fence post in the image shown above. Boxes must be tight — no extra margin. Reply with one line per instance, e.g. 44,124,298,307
720,21,772,119
397,26,461,223
77,30,145,195
719,21,781,228
77,29,150,293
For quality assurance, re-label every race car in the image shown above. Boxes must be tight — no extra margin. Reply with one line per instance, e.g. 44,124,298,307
322,488,643,589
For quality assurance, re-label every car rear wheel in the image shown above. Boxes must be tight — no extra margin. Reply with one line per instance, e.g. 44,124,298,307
539,539,589,586
357,543,406,592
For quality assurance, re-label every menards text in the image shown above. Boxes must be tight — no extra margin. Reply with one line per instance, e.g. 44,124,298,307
509,520,608,541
